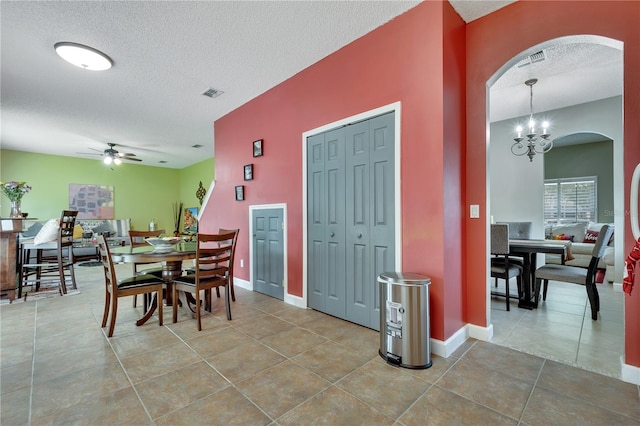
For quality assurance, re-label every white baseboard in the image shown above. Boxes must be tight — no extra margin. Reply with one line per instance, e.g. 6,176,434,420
429,323,492,358
621,356,640,385
234,277,251,291
284,292,306,308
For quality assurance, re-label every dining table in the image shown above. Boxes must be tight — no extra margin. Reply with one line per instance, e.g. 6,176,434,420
110,241,197,325
508,239,572,309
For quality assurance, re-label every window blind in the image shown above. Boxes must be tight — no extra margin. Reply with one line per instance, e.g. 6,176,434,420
544,177,597,223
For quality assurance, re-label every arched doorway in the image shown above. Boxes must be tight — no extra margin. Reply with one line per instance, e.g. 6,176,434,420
486,35,624,377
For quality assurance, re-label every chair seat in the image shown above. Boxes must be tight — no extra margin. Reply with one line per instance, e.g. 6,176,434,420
118,274,164,289
173,273,226,287
491,263,522,279
535,264,588,285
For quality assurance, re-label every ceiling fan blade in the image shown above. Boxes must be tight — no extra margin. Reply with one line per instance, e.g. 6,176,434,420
117,152,137,157
88,147,103,153
121,157,142,162
76,152,102,156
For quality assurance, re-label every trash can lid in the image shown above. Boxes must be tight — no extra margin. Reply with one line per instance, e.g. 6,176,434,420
378,272,430,285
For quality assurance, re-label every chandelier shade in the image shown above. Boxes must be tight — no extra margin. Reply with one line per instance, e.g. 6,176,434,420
510,78,553,162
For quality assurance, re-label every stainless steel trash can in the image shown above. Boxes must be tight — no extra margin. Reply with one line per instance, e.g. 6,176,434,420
378,272,431,369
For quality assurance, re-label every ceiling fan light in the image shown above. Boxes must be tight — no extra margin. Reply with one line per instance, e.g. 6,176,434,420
54,42,112,71
103,156,112,165
113,157,122,165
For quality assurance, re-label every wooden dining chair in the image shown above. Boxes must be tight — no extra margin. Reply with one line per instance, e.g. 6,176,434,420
96,235,164,337
490,223,523,311
217,228,239,302
129,229,166,310
172,231,236,331
533,224,613,320
18,210,78,298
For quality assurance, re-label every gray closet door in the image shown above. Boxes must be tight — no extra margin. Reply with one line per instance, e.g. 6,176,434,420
307,112,394,330
345,112,395,330
253,208,285,300
307,128,346,317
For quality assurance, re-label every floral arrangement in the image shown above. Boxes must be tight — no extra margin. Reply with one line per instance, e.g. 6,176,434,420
1,181,32,202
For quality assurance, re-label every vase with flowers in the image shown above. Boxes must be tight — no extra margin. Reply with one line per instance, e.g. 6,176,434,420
1,181,32,218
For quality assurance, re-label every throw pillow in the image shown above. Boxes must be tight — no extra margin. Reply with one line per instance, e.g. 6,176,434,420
22,221,43,238
73,224,84,239
91,221,115,236
583,229,599,244
34,218,59,245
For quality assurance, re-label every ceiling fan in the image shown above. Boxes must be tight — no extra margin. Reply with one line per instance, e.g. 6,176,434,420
81,143,142,165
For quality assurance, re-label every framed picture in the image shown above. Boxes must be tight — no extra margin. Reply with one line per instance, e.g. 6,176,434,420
183,207,198,232
235,185,245,201
244,164,253,181
253,139,263,157
69,184,114,219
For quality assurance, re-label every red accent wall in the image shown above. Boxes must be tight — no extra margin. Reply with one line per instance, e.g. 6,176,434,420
466,1,640,365
204,1,467,342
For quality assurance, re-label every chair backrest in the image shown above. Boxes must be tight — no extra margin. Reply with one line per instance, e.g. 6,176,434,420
129,229,166,248
219,228,239,279
490,224,509,255
195,232,236,284
96,235,118,294
591,224,613,259
59,210,78,245
497,221,532,240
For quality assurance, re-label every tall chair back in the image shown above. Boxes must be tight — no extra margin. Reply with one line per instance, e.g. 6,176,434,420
534,224,613,320
218,228,239,301
18,210,78,298
490,224,522,311
128,229,166,309
172,231,237,330
96,235,164,337
490,224,509,255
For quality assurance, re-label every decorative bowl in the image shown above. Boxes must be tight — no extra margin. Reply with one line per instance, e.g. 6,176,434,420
145,237,182,252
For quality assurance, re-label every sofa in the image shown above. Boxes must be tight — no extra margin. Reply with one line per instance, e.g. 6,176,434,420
20,218,131,262
544,221,615,283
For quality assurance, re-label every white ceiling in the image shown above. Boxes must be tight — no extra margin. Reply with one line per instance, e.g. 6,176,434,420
0,1,623,169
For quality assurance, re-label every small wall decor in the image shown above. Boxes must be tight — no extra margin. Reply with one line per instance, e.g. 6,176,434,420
253,139,263,157
197,180,215,221
244,164,254,181
196,181,206,205
235,185,245,201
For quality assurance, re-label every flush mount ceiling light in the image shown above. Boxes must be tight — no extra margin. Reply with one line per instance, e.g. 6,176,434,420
54,42,113,71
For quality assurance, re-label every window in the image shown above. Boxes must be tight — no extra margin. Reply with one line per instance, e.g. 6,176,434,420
544,177,597,223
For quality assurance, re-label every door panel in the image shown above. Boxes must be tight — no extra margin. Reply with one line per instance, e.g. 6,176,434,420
253,208,284,300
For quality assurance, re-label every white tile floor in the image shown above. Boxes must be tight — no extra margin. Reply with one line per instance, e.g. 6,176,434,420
490,278,625,378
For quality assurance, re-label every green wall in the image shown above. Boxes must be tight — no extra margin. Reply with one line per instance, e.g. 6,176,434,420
178,158,215,215
544,140,614,222
0,150,214,233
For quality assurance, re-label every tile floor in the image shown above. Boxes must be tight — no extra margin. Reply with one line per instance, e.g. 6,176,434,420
490,276,625,378
1,264,639,425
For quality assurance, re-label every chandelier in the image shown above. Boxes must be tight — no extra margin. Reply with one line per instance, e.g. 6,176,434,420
511,78,553,162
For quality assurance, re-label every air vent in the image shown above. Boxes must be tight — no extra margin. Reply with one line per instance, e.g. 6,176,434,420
192,144,203,148
202,88,224,98
158,160,167,164
516,50,546,68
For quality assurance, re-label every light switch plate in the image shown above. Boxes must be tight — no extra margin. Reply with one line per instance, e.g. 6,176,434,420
470,205,480,218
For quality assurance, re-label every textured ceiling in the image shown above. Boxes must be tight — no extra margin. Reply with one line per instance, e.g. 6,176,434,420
0,1,623,168
0,1,419,168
